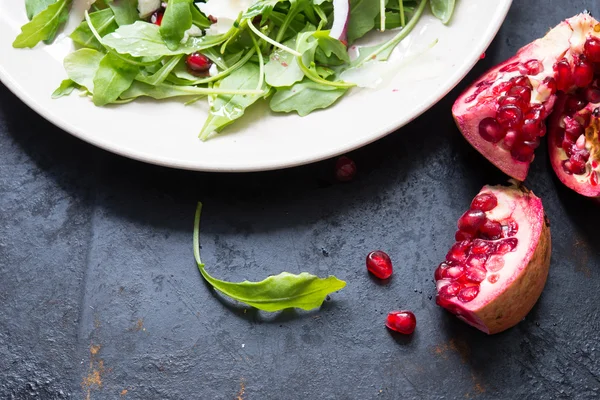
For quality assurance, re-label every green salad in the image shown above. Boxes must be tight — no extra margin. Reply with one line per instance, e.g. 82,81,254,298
13,0,456,140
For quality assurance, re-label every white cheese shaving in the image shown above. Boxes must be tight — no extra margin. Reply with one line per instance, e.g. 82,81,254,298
197,0,255,36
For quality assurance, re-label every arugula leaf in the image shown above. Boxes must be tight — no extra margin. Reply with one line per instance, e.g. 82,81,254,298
121,81,208,99
70,8,118,51
136,55,183,85
92,53,139,106
103,21,228,57
243,0,282,19
190,3,211,29
270,80,346,116
264,37,304,88
430,0,455,24
346,0,385,44
51,79,79,98
199,63,267,140
193,203,346,312
25,0,57,20
314,31,349,66
63,48,105,93
107,0,139,26
13,0,72,48
160,0,193,50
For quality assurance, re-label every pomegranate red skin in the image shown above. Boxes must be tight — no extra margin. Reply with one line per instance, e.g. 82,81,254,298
435,183,551,335
386,311,416,334
548,94,600,197
452,14,599,181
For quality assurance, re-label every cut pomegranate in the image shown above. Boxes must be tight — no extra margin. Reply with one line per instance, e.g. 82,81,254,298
434,182,551,334
334,156,356,182
452,13,600,191
385,310,416,334
366,250,393,279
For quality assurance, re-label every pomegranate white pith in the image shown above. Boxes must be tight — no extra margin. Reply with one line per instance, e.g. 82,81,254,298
453,13,600,195
434,183,551,335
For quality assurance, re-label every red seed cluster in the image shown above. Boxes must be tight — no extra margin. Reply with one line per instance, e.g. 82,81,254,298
435,192,519,304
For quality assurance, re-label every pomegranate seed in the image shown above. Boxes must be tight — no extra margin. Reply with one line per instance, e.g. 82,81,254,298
565,159,586,175
466,254,488,270
480,52,486,60
446,241,471,263
434,262,450,281
457,286,480,303
497,105,523,129
334,156,356,182
479,219,503,239
573,57,594,87
510,141,536,162
562,138,574,157
575,109,592,128
366,250,393,279
499,95,527,109
493,81,513,95
594,107,600,117
495,238,518,255
465,266,486,283
576,135,587,150
542,76,557,94
470,239,494,255
487,274,500,284
208,15,218,24
564,116,584,141
486,255,505,272
526,103,546,120
503,219,519,237
566,95,587,112
470,192,498,211
499,61,522,73
151,11,164,26
438,282,462,299
186,53,213,73
507,85,532,103
386,311,416,334
521,119,543,141
554,59,572,91
503,130,518,148
457,210,486,233
455,230,474,241
443,265,465,280
478,117,506,143
584,37,600,63
585,87,600,103
524,59,543,75
591,171,599,186
509,75,532,89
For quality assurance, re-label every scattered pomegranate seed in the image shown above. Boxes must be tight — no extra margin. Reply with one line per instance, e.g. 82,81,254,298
385,311,416,334
480,52,486,60
334,156,356,182
186,53,213,75
366,250,393,279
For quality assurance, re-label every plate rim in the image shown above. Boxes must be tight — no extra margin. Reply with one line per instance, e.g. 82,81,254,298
0,1,513,172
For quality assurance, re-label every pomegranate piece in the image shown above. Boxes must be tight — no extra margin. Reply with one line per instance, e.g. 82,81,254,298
452,13,600,187
434,182,551,334
366,250,393,279
186,53,213,74
334,156,356,182
385,311,416,334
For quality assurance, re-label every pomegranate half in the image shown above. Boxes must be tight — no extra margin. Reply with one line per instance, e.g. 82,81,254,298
434,182,551,334
453,13,600,197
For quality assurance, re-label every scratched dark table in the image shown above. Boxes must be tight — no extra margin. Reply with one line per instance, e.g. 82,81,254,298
2,1,600,399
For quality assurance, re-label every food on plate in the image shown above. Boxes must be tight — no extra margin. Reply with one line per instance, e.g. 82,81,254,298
453,13,600,197
14,0,455,140
434,182,551,334
386,310,416,334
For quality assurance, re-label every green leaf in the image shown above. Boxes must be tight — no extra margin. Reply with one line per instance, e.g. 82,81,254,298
193,203,346,312
314,31,349,66
191,3,211,29
199,63,267,140
264,37,304,88
107,0,139,26
136,55,183,85
70,8,118,50
103,21,228,57
63,48,105,93
92,53,139,105
25,0,57,20
430,0,455,24
270,80,346,116
13,0,72,48
51,79,79,98
121,81,208,99
243,0,282,19
160,0,193,50
346,0,384,44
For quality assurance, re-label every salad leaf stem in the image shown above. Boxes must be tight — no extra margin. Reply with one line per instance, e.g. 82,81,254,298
399,0,406,27
248,20,301,57
380,0,386,32
249,33,266,93
180,48,257,86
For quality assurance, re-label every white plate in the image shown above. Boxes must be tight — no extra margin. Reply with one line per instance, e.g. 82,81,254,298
0,0,512,172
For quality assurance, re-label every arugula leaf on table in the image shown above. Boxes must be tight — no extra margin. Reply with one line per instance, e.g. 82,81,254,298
430,0,455,24
92,53,140,106
70,8,118,51
199,63,267,141
102,22,228,57
13,0,72,48
270,79,346,116
63,48,105,93
107,0,139,26
51,79,79,98
25,0,57,20
193,203,346,312
160,0,193,50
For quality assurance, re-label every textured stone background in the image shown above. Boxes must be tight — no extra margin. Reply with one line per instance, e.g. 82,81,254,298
2,1,600,399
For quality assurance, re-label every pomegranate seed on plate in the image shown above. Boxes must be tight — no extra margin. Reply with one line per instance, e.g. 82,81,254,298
186,53,213,73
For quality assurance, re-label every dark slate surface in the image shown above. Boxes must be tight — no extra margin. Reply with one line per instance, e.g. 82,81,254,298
2,1,600,399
